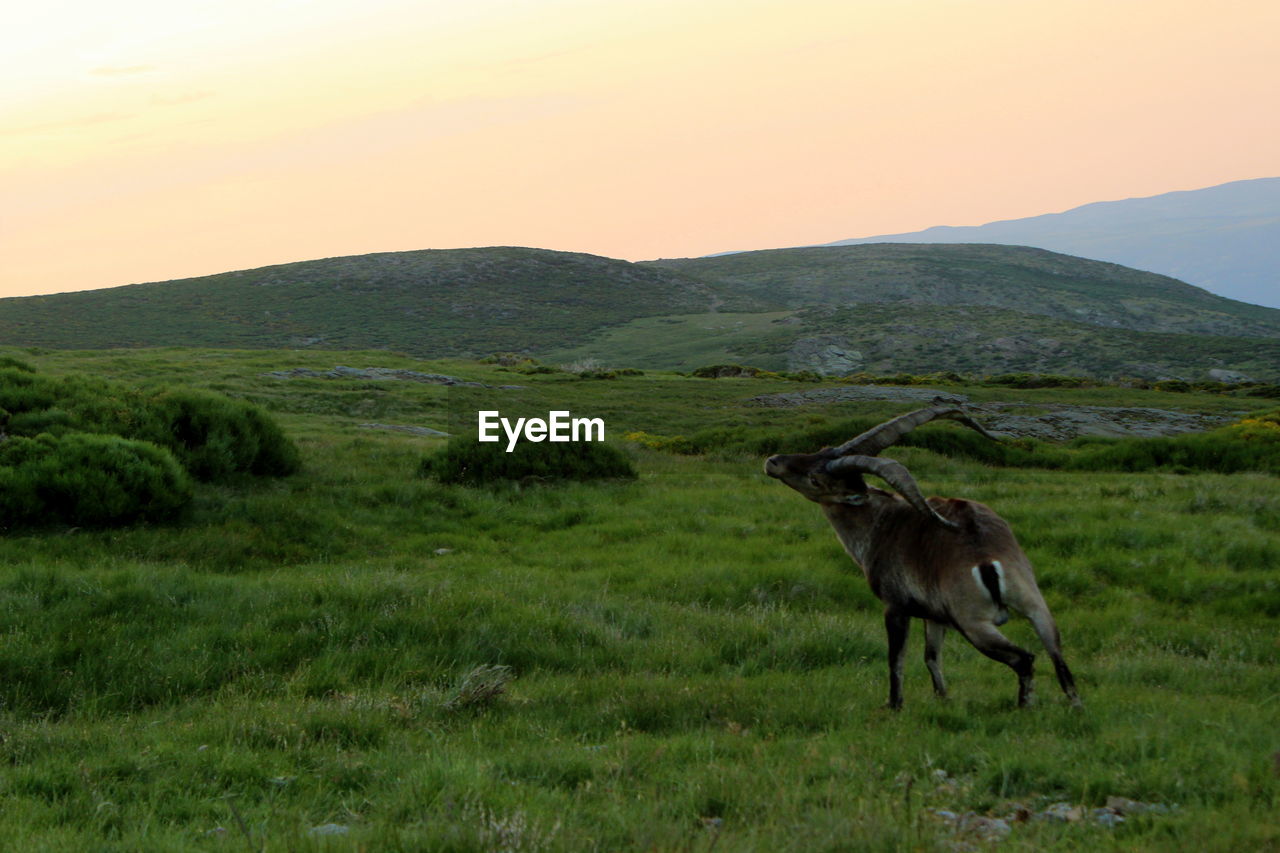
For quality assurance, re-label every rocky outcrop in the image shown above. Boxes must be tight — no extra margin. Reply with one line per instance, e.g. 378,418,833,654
976,405,1232,441
785,336,863,375
263,366,485,385
1208,368,1256,384
357,423,450,437
747,385,1236,440
262,366,523,389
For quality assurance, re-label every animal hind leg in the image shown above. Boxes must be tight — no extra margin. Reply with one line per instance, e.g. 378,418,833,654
956,620,1037,708
1026,606,1082,706
924,620,948,699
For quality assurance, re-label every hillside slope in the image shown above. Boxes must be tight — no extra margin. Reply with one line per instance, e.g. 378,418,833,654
546,304,1280,380
647,244,1280,339
822,176,1280,309
3,243,1277,381
0,247,726,357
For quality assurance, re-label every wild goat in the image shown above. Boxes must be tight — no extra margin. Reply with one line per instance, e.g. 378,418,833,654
764,405,1080,709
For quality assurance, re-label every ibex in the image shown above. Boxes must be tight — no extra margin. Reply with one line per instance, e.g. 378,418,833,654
764,405,1080,709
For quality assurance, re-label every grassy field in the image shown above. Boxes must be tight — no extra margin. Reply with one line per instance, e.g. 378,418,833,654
1,348,1277,851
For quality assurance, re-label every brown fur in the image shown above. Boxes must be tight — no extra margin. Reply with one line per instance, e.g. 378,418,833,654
765,451,1081,710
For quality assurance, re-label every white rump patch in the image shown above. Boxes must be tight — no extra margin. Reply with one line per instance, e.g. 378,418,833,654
972,561,1009,625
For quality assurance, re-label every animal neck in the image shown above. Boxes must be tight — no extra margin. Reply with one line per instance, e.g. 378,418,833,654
820,502,880,572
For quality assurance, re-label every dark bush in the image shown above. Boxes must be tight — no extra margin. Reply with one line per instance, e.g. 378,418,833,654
0,433,192,528
691,364,762,378
422,439,636,485
0,357,36,373
0,367,300,482
985,373,1089,389
133,390,301,480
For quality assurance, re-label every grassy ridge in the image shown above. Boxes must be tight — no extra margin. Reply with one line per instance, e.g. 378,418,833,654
550,305,1280,379
0,348,1275,849
647,243,1280,338
0,248,722,357
4,244,1280,382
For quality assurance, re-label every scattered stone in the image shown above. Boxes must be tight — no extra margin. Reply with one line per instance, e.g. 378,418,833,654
1094,810,1125,828
930,809,1011,845
308,823,351,836
357,423,450,437
1041,802,1085,822
1104,796,1174,816
930,794,1175,846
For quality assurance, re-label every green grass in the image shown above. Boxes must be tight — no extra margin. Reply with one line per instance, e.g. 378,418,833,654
0,348,1275,850
544,311,797,371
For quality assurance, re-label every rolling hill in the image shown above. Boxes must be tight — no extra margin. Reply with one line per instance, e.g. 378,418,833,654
3,243,1279,381
646,243,1280,339
821,176,1280,309
0,247,726,357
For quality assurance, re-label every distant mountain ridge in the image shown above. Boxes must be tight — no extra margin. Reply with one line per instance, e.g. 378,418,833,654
3,242,1279,381
822,177,1280,309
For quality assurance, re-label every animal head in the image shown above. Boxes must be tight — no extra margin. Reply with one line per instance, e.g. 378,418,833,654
764,404,999,529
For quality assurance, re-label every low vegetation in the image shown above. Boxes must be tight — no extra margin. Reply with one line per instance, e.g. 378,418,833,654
0,360,298,527
422,438,637,485
0,347,1274,850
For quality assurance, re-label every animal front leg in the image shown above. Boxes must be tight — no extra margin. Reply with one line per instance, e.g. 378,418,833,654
924,620,948,699
884,610,911,710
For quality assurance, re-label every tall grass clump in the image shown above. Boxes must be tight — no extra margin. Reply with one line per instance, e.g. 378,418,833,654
0,433,192,527
422,439,636,485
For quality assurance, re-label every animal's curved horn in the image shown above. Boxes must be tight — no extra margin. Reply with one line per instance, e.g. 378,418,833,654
825,454,960,530
832,404,999,457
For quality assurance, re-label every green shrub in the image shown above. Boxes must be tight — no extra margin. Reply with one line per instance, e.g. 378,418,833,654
985,373,1089,389
691,364,762,378
0,356,36,373
133,390,301,480
422,439,636,485
0,433,192,528
0,368,300,482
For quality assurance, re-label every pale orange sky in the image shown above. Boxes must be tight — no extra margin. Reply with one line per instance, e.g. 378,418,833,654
3,0,1278,298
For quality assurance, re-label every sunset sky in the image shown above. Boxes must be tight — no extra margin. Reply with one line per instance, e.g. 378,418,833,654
3,0,1277,299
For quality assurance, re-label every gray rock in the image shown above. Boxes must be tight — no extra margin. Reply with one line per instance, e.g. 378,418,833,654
747,388,1234,440
748,386,967,407
786,336,864,376
357,423,450,437
1208,368,1255,384
978,405,1233,441
263,366,487,386
308,823,350,836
